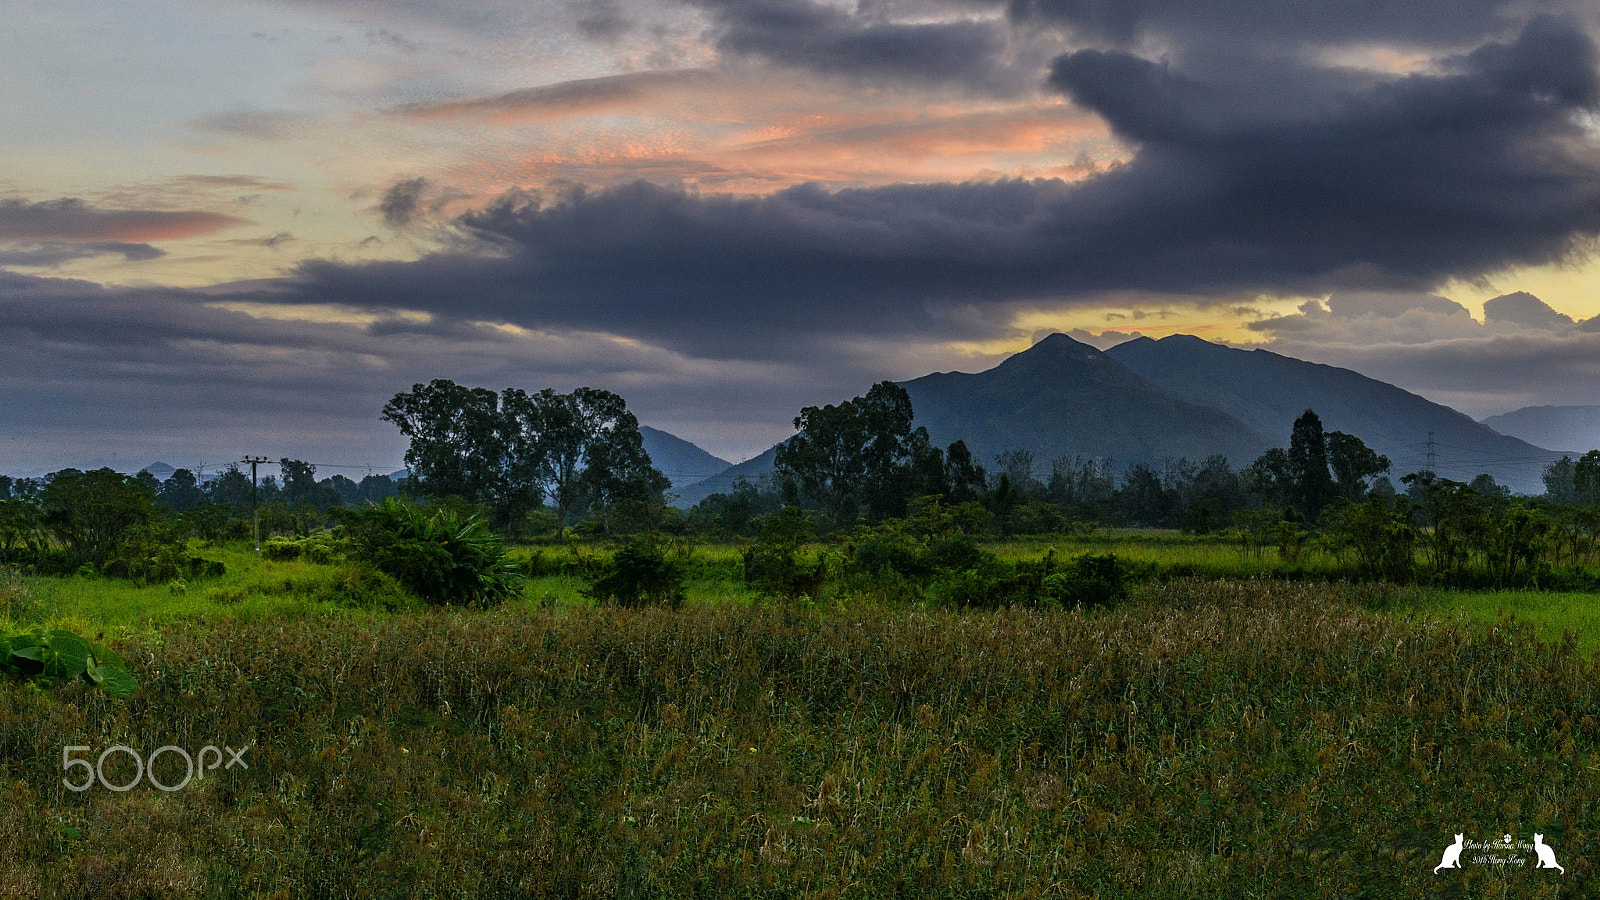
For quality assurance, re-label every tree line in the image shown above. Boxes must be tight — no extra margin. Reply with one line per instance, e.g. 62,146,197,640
7,376,1600,593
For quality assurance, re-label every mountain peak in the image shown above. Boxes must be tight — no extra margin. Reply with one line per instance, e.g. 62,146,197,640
1027,332,1100,354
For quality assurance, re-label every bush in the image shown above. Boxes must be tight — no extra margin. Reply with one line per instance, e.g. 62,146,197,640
334,499,523,606
99,521,225,585
743,507,825,598
584,537,686,608
1043,552,1133,608
261,532,345,563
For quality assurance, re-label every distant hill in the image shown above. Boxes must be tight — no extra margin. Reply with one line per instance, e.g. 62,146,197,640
902,333,1274,469
1106,334,1562,492
1480,406,1600,456
639,426,732,490
671,333,1275,507
671,445,781,507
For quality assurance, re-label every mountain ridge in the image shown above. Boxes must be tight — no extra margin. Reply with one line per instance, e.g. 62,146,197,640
1105,334,1561,492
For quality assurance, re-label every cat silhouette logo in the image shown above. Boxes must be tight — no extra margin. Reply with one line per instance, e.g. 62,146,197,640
1534,834,1565,874
1434,834,1464,874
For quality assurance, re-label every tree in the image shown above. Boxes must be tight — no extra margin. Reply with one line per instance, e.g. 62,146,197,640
157,469,205,513
279,459,339,510
1326,431,1390,502
945,440,987,504
994,449,1036,490
1248,411,1385,520
383,380,534,527
1574,450,1600,505
532,387,666,527
1544,455,1578,504
1243,447,1294,507
207,465,254,507
39,468,157,568
1288,410,1336,518
383,380,667,530
774,381,928,525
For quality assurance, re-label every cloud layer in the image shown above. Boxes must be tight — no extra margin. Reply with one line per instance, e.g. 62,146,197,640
7,0,1600,472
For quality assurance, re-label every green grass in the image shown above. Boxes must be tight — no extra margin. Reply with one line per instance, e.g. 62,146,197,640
0,544,421,639
987,529,1347,579
1397,587,1600,658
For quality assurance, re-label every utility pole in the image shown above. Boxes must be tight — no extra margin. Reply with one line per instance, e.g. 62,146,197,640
243,455,268,551
1425,432,1436,474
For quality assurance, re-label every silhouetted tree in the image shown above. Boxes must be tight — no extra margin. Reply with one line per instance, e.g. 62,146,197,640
775,381,929,525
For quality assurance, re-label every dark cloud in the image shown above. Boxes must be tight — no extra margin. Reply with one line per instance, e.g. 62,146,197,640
189,110,310,141
1043,16,1600,288
687,0,1029,94
0,242,163,267
1483,290,1577,328
574,0,635,42
224,232,298,250
1266,331,1600,420
240,18,1600,362
1008,0,1562,50
1326,293,1472,319
378,178,432,228
0,198,248,243
367,28,421,53
0,270,882,472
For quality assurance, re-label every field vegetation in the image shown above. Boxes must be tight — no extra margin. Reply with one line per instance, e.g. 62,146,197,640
3,380,1600,895
1,576,1596,897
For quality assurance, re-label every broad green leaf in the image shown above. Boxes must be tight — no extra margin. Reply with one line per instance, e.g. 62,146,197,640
11,644,43,662
40,631,92,679
89,643,126,670
95,664,138,699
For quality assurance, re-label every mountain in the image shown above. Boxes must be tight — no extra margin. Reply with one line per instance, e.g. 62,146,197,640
1106,334,1561,492
638,426,733,490
901,333,1274,468
671,333,1274,506
1480,406,1600,455
671,445,781,507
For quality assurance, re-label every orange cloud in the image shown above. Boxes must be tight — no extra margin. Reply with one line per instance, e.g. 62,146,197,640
395,69,719,123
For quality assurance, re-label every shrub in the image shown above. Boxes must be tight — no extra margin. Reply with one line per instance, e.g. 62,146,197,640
1043,552,1133,607
334,499,523,606
99,521,225,585
261,532,345,563
585,537,686,608
743,507,825,598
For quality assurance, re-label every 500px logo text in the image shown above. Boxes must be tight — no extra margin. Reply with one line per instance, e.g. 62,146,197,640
62,744,249,792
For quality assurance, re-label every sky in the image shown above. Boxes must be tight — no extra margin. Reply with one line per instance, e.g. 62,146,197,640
5,0,1600,475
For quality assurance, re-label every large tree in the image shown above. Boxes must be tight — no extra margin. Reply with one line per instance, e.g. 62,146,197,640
1248,411,1388,519
1288,410,1336,518
382,380,666,529
39,468,157,567
1326,431,1391,503
775,381,931,525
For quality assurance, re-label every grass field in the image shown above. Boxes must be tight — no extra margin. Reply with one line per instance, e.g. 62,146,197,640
3,535,1599,896
1,577,1596,897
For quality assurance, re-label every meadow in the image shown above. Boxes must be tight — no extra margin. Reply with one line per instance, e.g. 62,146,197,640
0,535,1597,897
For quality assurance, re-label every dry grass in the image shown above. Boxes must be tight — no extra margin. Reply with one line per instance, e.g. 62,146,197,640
0,579,1593,897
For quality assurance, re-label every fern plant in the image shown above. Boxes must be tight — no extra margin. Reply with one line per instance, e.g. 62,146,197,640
334,498,524,606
